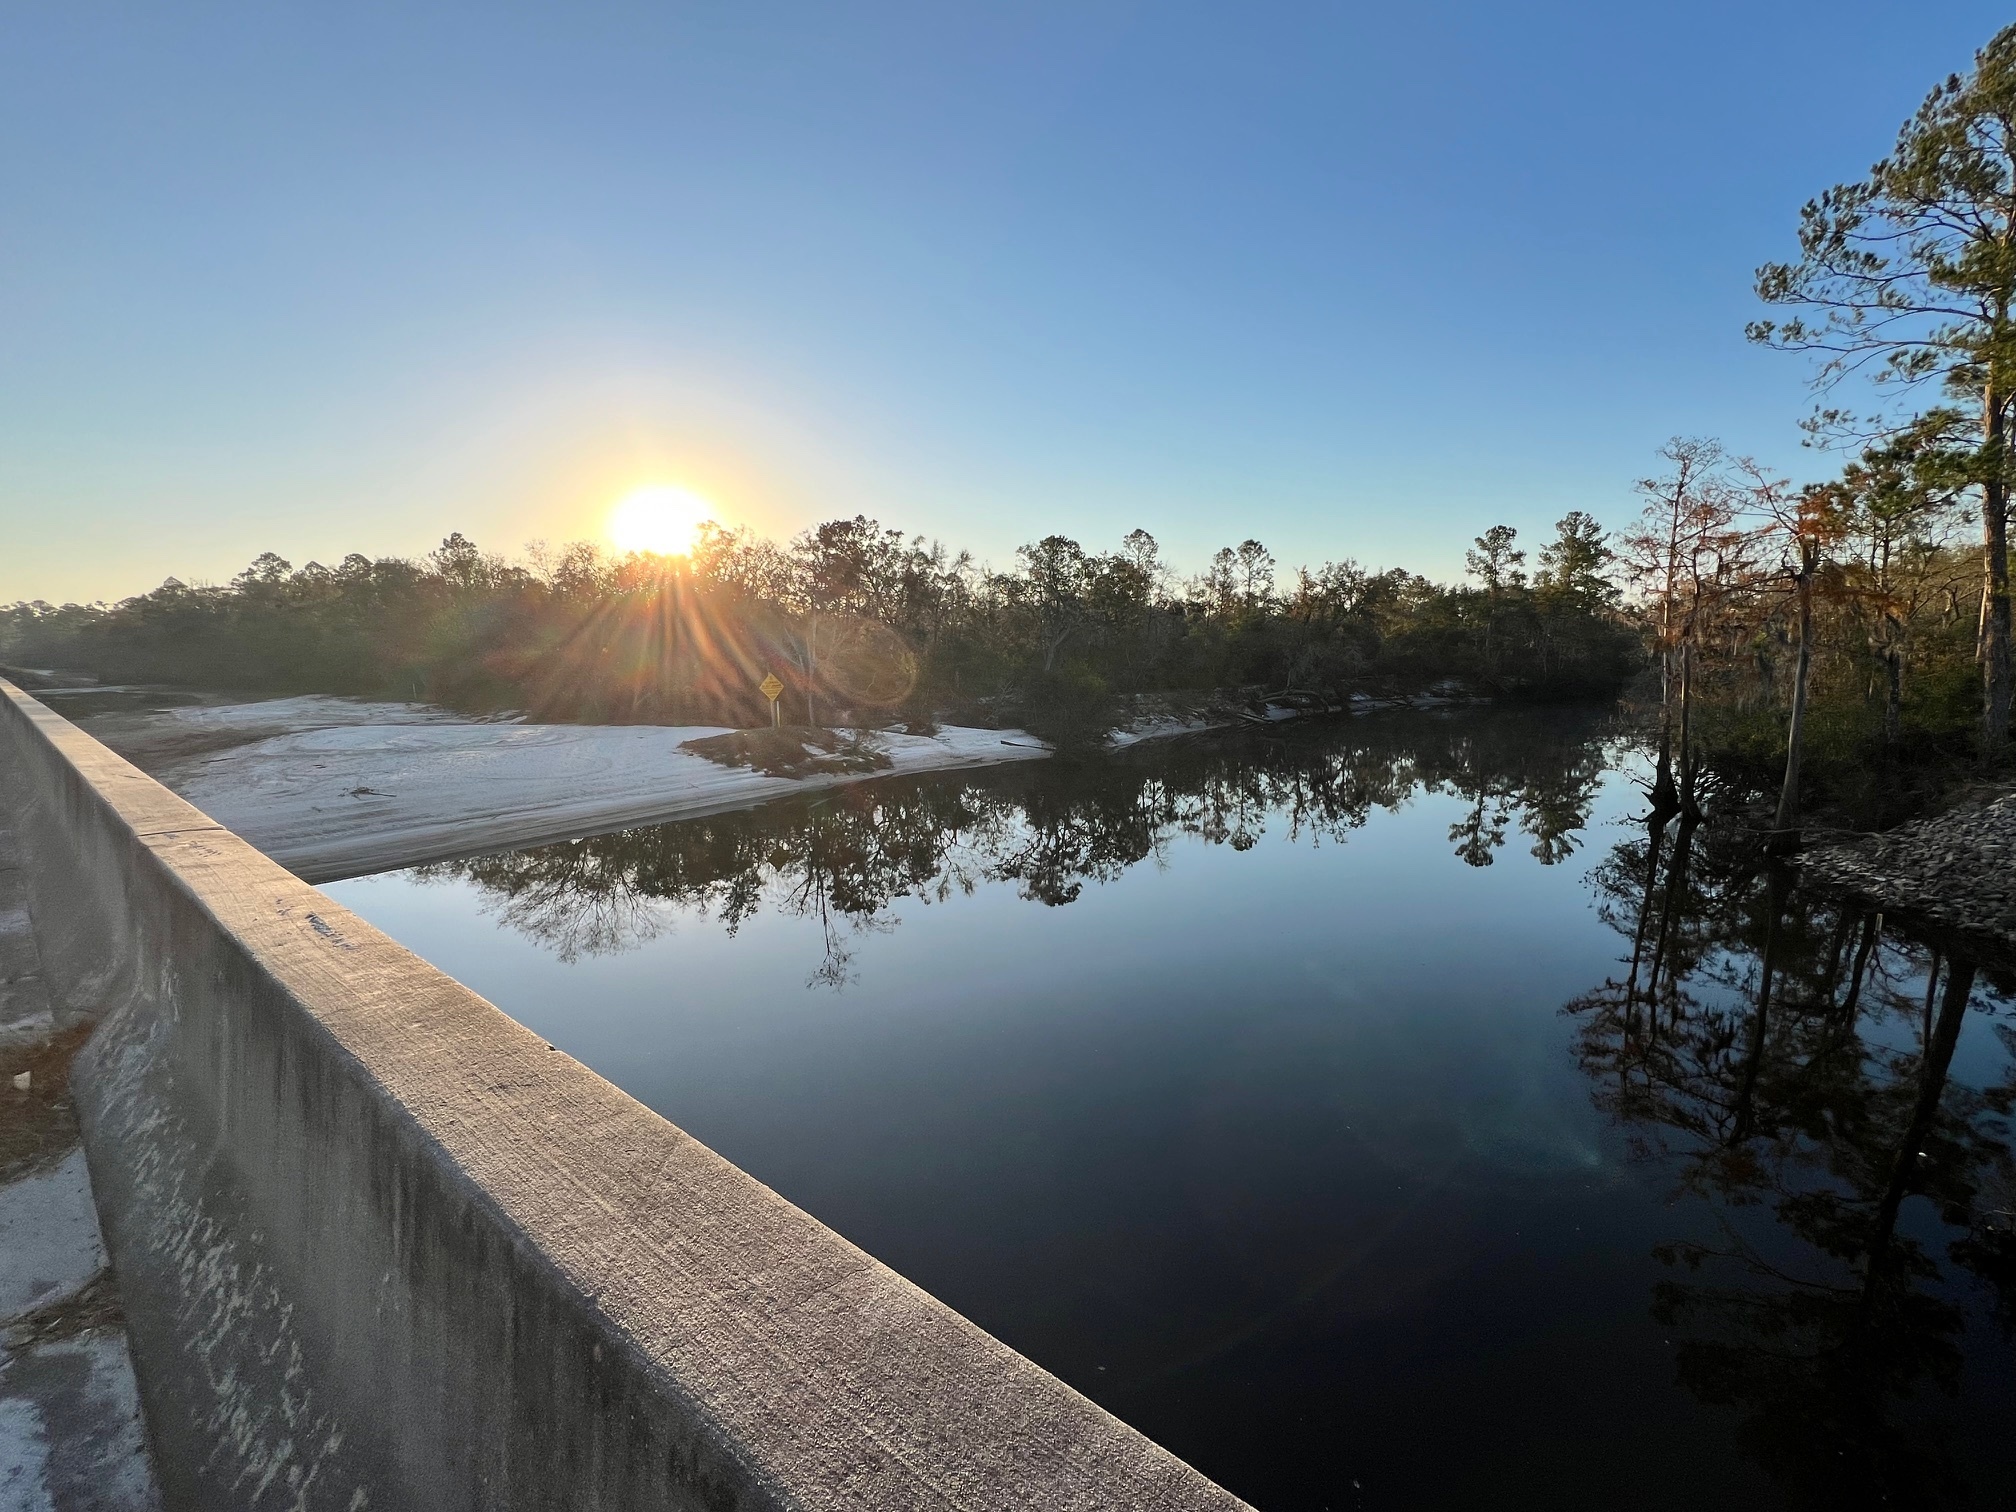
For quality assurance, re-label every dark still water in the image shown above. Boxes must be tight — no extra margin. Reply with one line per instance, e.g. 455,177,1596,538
323,708,2016,1511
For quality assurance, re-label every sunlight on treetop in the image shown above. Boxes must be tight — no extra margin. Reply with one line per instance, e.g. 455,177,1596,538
607,485,718,557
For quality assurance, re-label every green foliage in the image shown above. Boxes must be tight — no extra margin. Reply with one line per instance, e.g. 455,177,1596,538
1685,630,1985,827
2,514,1645,735
1750,24,2016,407
1464,525,1525,592
1012,666,1116,750
1536,511,1617,611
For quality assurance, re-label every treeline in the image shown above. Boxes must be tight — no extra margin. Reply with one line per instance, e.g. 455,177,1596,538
0,512,1639,741
1622,432,1981,828
1644,22,2016,832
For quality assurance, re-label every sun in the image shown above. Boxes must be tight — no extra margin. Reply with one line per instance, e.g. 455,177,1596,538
607,485,715,557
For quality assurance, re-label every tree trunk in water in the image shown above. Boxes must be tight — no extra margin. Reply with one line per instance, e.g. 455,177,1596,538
1677,637,1701,821
1625,812,1671,1000
1982,384,2011,752
1838,913,1880,1022
1649,598,1679,820
1646,805,1699,1003
1863,957,1977,1306
1729,864,1790,1144
1649,730,1679,822
1769,561,1814,853
1818,911,1882,1062
1821,907,1855,1001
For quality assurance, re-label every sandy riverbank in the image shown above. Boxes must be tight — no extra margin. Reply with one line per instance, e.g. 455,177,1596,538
76,698,1056,882
50,682,1463,883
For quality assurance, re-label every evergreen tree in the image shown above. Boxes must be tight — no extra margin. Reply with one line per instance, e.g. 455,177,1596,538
1752,22,2016,749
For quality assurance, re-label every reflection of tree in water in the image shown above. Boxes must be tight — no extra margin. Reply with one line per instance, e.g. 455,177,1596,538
1440,726,1608,867
1569,798,2016,1508
420,708,1612,984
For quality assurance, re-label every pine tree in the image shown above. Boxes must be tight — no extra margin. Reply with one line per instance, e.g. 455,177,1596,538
1751,23,2016,750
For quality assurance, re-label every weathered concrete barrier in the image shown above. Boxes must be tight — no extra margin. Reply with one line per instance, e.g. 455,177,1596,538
0,679,1250,1512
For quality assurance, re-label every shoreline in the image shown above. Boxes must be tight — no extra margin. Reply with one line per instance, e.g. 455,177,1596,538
59,689,1477,884
1799,793,2016,973
121,702,1057,883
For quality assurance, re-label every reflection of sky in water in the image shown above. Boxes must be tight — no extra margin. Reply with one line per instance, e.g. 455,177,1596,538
326,712,2015,1512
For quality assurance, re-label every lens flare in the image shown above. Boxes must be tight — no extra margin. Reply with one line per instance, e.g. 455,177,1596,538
607,486,714,556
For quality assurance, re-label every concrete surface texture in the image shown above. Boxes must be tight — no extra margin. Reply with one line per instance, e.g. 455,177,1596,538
0,1335,162,1512
0,1152,104,1320
0,678,1251,1512
0,830,53,1051
1,805,163,1512
1,1144,164,1512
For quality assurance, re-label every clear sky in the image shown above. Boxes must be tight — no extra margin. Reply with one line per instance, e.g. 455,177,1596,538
3,2,2009,603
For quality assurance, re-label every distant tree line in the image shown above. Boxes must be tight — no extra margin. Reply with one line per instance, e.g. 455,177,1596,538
0,511,1640,741
22,21,2016,799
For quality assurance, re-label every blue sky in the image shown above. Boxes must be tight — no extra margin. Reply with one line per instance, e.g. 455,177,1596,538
3,2,2009,603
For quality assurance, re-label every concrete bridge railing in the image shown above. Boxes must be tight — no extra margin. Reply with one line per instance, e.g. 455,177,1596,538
0,679,1250,1512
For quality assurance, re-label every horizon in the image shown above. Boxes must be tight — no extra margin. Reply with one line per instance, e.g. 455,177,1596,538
8,12,2016,1506
11,502,1615,608
4,2,2010,604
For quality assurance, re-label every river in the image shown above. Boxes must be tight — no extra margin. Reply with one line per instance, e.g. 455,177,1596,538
323,706,2015,1510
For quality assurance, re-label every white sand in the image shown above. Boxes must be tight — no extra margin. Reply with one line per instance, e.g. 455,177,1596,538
84,693,1255,882
154,706,1055,882
149,694,473,733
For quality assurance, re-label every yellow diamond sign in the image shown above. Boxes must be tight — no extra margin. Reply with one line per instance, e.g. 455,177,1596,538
759,673,784,702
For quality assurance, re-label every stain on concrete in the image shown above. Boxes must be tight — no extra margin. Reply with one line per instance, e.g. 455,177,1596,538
0,1136,165,1512
1,1332,163,1511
